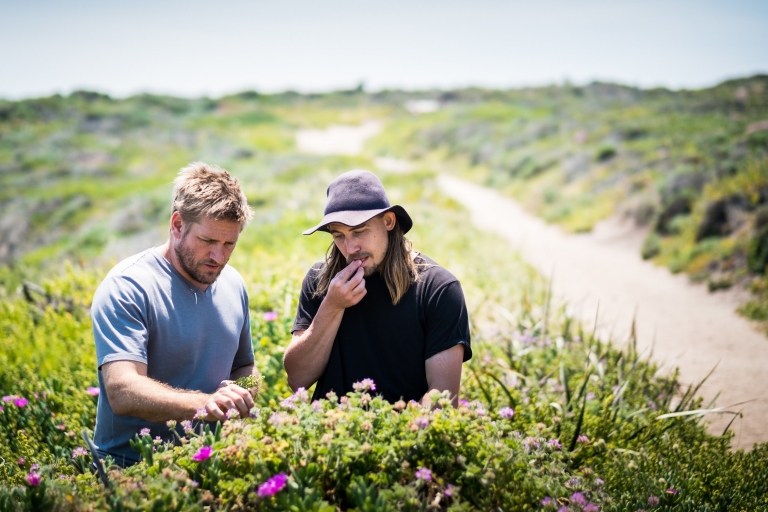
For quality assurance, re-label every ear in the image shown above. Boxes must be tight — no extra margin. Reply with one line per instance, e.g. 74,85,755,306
383,211,397,231
170,211,185,240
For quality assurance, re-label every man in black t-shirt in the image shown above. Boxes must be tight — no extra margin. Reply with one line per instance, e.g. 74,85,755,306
284,170,471,406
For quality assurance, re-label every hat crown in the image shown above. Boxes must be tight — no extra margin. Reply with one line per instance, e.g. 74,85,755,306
325,170,390,215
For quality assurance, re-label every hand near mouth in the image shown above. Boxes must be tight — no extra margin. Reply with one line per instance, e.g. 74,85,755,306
326,259,367,310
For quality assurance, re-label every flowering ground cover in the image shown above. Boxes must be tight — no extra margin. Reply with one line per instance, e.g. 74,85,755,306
1,93,767,510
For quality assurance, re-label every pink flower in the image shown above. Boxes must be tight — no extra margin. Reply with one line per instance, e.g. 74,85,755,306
415,467,432,481
181,420,193,433
262,311,278,322
352,378,376,392
648,495,660,506
444,484,457,497
571,492,586,505
666,488,678,495
414,416,430,429
0,406,3,413
257,473,287,497
14,397,28,407
541,497,553,506
194,408,208,420
86,387,100,396
140,428,151,437
192,446,213,462
25,472,42,487
17,458,24,465
499,407,514,419
72,447,88,458
2,395,15,403
547,438,562,450
577,435,590,444
584,504,599,512
458,399,469,406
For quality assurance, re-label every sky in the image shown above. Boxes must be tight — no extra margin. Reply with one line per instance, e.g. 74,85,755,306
1,0,767,99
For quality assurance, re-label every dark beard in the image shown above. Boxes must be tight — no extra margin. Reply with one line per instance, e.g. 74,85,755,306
175,237,223,285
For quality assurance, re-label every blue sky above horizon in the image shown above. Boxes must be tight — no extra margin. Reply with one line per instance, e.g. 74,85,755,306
2,0,767,100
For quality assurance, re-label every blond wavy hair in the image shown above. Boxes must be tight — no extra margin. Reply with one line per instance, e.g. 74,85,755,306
313,220,419,305
172,162,253,230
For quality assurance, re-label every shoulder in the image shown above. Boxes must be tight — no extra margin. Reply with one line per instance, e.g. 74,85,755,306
414,254,460,289
299,261,325,290
93,249,159,308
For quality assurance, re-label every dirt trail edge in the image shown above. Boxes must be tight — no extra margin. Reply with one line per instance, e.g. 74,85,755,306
438,174,768,448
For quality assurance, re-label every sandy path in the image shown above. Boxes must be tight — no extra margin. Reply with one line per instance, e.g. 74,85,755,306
438,175,768,448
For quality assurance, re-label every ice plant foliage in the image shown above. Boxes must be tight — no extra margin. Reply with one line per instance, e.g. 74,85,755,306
257,473,287,498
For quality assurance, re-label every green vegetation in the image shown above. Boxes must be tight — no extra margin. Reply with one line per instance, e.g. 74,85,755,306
1,86,767,510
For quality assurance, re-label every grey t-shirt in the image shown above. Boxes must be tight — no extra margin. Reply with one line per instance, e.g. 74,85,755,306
91,248,253,466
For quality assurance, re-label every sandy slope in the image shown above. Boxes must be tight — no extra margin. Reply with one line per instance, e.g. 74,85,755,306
438,175,768,448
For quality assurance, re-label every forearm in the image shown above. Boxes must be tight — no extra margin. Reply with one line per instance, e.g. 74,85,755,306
230,363,259,380
283,300,345,391
110,375,207,423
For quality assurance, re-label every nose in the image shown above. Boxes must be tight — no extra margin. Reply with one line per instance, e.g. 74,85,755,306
209,244,225,263
344,237,360,256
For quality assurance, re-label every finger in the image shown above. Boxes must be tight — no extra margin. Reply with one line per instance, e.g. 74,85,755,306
206,401,227,422
338,260,363,280
343,268,365,290
221,387,250,416
231,384,255,411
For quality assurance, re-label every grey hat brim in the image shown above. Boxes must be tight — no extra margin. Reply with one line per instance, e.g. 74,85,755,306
303,205,413,235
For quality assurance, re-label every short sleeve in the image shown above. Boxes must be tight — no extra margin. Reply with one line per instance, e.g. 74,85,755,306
91,275,150,369
424,280,472,362
232,283,255,368
292,264,324,334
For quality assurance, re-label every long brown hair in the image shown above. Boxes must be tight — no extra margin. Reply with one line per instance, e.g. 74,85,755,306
313,221,419,305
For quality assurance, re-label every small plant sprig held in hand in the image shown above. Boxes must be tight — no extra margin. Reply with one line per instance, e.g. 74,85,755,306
234,374,264,397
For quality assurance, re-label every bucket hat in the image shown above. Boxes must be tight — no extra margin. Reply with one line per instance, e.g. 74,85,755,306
303,170,413,235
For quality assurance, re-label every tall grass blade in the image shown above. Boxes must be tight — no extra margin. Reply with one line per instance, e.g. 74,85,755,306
482,370,517,407
468,365,494,408
568,389,589,452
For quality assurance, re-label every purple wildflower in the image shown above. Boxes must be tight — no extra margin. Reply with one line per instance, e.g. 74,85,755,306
352,378,376,392
499,406,515,419
584,504,599,512
194,408,207,420
556,507,569,512
226,408,239,420
181,420,193,433
17,458,24,465
415,467,432,481
445,484,457,497
414,416,430,429
311,400,322,412
648,495,660,506
257,473,287,498
250,406,261,418
571,492,587,505
577,434,590,444
541,497,553,506
86,387,100,396
547,438,562,450
72,447,88,458
14,397,28,407
268,412,291,427
586,392,596,400
139,428,150,437
666,488,678,495
0,406,3,413
2,395,15,402
192,446,213,462
595,478,604,486
458,399,469,407
263,311,278,322
523,436,540,451
30,464,39,471
25,472,42,487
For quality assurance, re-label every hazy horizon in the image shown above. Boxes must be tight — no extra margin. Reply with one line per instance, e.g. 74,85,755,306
2,0,767,101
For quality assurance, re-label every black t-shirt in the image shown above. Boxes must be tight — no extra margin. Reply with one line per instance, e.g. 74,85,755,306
292,254,472,403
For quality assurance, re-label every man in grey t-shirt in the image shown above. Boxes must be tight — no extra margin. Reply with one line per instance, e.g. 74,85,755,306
91,162,259,466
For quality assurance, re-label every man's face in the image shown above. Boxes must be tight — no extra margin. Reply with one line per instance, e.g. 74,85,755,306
172,214,240,288
328,212,396,277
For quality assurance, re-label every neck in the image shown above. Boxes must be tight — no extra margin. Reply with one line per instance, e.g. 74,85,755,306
158,240,210,292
